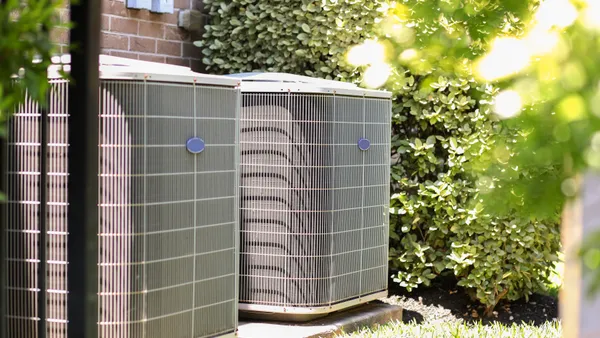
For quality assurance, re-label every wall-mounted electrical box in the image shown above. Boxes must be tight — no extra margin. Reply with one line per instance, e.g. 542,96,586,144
126,0,151,10
127,0,174,13
151,0,174,13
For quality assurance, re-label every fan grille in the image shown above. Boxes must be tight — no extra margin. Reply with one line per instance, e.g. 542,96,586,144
239,93,391,309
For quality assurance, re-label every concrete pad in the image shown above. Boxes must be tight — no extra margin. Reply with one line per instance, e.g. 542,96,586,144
237,302,403,338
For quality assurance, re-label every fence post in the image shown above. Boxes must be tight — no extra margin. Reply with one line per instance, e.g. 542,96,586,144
67,0,100,336
561,173,600,338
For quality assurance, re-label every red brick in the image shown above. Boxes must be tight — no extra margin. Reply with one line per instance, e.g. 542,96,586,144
50,27,69,45
157,40,181,56
139,21,164,38
182,42,199,58
101,14,110,31
149,12,178,25
139,54,166,63
103,0,152,20
164,25,189,41
110,50,139,59
111,17,138,35
174,0,191,9
166,57,189,67
103,0,129,16
101,32,129,50
58,8,70,24
130,37,156,53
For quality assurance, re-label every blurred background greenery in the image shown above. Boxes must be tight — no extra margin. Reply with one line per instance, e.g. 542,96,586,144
353,0,600,295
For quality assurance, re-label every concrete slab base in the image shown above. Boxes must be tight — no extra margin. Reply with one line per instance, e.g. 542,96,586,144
237,302,403,338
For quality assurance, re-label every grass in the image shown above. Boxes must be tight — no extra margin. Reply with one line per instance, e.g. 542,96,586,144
338,254,565,338
339,320,562,338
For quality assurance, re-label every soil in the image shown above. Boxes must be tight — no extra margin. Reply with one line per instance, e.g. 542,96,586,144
381,276,558,326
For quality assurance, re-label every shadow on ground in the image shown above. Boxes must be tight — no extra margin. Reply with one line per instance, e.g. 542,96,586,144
383,275,558,326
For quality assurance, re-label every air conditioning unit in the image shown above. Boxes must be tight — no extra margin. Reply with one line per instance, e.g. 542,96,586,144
2,55,240,338
232,73,392,320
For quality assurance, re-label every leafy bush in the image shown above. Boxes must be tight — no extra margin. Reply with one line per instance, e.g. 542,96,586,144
196,0,386,80
198,0,561,312
387,71,560,312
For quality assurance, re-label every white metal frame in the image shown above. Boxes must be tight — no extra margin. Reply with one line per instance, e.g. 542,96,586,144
239,291,388,316
230,72,392,98
47,54,241,87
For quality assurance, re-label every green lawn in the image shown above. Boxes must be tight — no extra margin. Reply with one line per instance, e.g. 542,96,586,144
339,256,564,338
339,320,562,338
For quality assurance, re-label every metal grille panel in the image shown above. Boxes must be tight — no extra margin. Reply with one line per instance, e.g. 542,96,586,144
239,92,391,310
3,80,239,337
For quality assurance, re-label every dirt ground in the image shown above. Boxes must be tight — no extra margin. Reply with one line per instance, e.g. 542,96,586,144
382,276,558,326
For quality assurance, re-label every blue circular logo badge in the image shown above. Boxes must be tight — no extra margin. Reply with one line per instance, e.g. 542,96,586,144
186,137,205,154
358,138,371,151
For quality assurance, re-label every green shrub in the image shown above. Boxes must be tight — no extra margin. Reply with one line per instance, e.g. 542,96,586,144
197,0,561,312
196,0,386,80
387,71,560,312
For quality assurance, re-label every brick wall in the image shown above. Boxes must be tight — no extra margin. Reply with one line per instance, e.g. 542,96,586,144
53,0,203,70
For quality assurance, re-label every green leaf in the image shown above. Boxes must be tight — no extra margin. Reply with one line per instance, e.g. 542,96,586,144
301,23,311,33
297,33,309,41
415,138,423,149
449,137,458,149
295,49,307,56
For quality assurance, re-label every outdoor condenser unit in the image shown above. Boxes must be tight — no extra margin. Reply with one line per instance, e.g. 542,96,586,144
231,73,392,319
2,55,240,338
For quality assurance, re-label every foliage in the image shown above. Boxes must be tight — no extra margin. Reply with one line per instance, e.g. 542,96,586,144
339,320,562,338
373,1,561,312
386,69,560,313
378,0,539,76
0,0,63,200
379,0,600,295
196,0,386,80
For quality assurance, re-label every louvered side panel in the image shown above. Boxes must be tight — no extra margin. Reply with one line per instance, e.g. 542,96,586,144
330,96,365,304
4,80,70,338
46,81,69,338
192,86,239,338
358,98,391,298
240,93,291,307
98,80,145,338
97,82,239,338
239,93,335,308
5,90,42,338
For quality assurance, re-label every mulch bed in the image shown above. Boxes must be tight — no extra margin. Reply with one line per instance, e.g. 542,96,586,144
381,276,558,326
